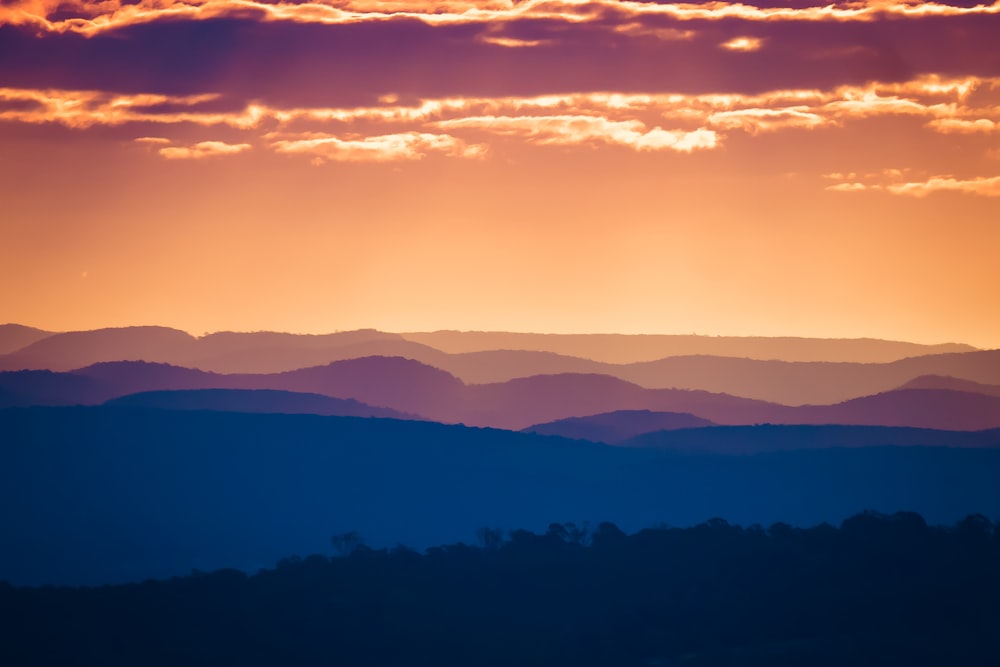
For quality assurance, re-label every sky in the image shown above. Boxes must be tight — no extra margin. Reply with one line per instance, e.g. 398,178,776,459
1,0,999,347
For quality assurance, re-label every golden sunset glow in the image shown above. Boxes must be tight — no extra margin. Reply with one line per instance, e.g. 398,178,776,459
1,0,998,346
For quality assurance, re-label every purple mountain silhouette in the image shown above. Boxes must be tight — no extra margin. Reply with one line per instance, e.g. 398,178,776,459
611,349,1000,405
189,337,447,375
0,325,982,378
73,361,227,394
522,410,715,444
0,326,199,371
400,331,976,364
0,370,108,407
105,388,412,419
0,324,53,355
787,388,1000,431
0,326,422,373
254,356,467,418
897,375,1000,398
5,357,1000,431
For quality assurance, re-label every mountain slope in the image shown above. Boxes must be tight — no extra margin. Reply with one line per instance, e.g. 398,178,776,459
3,406,1000,586
0,324,54,355
522,410,715,444
0,326,200,371
4,359,1000,431
624,423,1000,453
897,375,1000,398
400,331,976,364
105,389,414,419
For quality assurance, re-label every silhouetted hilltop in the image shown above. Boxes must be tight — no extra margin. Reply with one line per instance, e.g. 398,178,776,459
439,349,607,384
610,349,1000,405
0,325,983,376
400,331,976,364
789,388,1000,431
4,359,1000,430
190,337,449,374
3,406,1000,586
624,424,1000,453
0,369,109,407
3,512,998,666
464,374,786,430
105,389,413,419
74,360,227,394
0,327,424,373
0,326,199,371
260,356,466,417
898,374,1000,397
523,410,715,444
0,324,53,355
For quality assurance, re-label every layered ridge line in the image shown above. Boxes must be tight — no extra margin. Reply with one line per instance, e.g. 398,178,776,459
3,356,1000,431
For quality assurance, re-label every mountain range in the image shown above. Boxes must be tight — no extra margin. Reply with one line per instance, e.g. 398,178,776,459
1,326,996,407
4,324,1000,586
3,356,1000,431
3,406,999,586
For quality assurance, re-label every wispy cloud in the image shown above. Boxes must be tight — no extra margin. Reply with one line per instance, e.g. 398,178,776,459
157,140,253,159
4,74,998,169
886,175,1000,198
434,114,719,152
0,88,264,129
720,36,763,52
925,118,999,134
5,0,1000,36
269,131,485,162
824,169,1000,197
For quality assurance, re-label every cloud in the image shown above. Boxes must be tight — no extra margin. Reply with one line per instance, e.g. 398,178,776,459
269,131,486,162
6,0,1000,36
825,181,871,192
707,107,825,133
3,74,997,165
156,140,252,159
825,168,1000,197
0,88,265,129
925,118,998,134
612,22,696,41
885,175,1000,198
477,35,549,48
721,36,763,52
434,114,719,152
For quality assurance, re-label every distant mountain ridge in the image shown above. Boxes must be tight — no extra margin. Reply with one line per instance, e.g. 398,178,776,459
1,326,996,408
898,375,1000,398
3,357,1000,431
400,330,976,364
523,410,715,444
105,389,414,419
0,324,53,355
0,325,979,374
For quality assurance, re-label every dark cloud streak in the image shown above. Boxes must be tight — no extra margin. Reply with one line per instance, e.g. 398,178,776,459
1,13,998,108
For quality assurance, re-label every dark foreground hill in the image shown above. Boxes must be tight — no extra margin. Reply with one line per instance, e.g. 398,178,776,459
2,513,997,667
2,407,1000,586
523,410,716,443
623,424,1000,453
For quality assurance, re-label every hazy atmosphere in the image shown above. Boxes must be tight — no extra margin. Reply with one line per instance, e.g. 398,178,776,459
2,0,999,345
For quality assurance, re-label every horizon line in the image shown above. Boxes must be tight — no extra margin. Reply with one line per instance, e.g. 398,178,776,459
0,322,985,350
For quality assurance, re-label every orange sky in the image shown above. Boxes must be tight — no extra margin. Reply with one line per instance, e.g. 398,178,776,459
1,1,999,347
